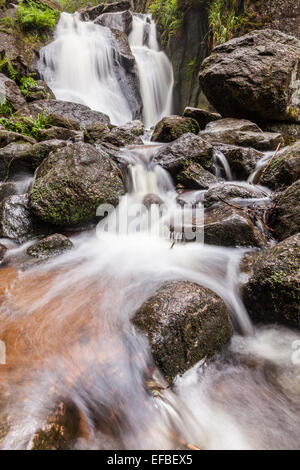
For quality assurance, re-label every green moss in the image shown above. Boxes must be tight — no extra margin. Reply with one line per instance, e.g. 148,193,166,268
288,107,298,121
17,0,60,33
0,111,49,138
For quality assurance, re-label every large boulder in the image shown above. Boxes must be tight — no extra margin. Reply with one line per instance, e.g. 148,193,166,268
80,1,132,21
95,10,133,36
29,142,125,226
259,141,300,190
213,143,263,180
16,100,110,129
199,118,283,151
204,203,268,247
0,73,26,111
177,162,222,190
151,115,200,143
269,180,300,240
183,107,221,130
153,133,214,176
132,281,233,382
242,234,300,328
27,233,73,259
199,29,300,123
0,194,48,243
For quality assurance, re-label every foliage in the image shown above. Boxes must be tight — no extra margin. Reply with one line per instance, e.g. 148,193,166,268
19,76,38,96
150,0,183,42
0,99,14,117
17,0,60,33
0,15,16,34
57,0,102,13
0,56,19,82
0,111,49,138
208,0,243,47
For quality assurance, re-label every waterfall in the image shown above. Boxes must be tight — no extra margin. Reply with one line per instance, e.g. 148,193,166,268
129,14,174,128
38,12,174,128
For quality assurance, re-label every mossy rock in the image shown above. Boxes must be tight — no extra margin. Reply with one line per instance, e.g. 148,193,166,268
269,180,300,241
260,141,300,190
151,115,200,143
27,233,73,259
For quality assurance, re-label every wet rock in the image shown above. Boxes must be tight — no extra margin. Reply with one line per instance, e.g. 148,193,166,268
101,126,143,147
151,115,200,143
47,114,80,130
7,140,66,176
38,126,83,142
269,180,300,240
242,233,300,328
204,183,268,208
0,73,26,110
95,10,133,35
153,133,214,176
0,182,18,201
27,233,73,259
16,100,110,129
0,142,32,180
261,122,300,146
29,142,125,226
213,143,263,180
80,1,132,21
25,80,56,102
259,141,300,190
0,243,7,263
0,194,48,243
199,30,300,122
121,120,144,136
84,122,110,144
183,107,221,130
177,162,222,190
142,193,164,209
0,130,36,148
132,281,233,382
204,204,268,247
199,118,283,151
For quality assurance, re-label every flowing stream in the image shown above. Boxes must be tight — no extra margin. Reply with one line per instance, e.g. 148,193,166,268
0,11,299,451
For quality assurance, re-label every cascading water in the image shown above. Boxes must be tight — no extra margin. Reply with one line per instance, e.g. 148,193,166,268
38,12,174,127
129,14,174,127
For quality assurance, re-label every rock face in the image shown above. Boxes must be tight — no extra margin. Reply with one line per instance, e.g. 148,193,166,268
80,1,132,21
0,194,47,243
260,142,300,190
204,204,268,247
242,234,300,328
151,116,200,143
199,118,283,151
27,233,73,259
270,180,300,240
29,143,125,226
95,10,133,35
213,143,263,180
132,281,233,381
17,100,110,128
199,29,300,123
177,162,222,190
0,73,26,110
183,107,221,130
153,133,213,176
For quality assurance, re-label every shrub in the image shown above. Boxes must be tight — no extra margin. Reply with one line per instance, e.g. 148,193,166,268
19,76,38,97
208,0,243,47
0,56,19,82
0,99,14,118
150,0,183,43
57,0,101,13
0,111,49,138
17,0,60,33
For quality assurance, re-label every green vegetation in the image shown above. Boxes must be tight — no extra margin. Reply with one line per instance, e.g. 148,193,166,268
0,111,49,138
0,99,14,117
57,0,102,13
150,0,183,43
208,0,243,47
0,56,19,82
19,76,38,97
17,0,60,33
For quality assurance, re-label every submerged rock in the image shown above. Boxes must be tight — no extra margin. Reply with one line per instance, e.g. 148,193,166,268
177,162,222,190
259,141,300,190
213,143,263,180
27,233,73,259
16,100,110,129
199,118,283,151
153,133,213,176
0,194,47,243
132,281,233,382
269,180,300,240
0,73,26,111
242,234,300,328
199,29,300,122
204,203,268,248
151,115,200,143
29,142,125,226
183,107,221,130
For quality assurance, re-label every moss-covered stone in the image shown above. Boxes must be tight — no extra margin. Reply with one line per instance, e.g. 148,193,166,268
29,142,125,226
242,233,300,328
177,161,222,190
132,281,233,382
260,142,300,191
269,180,300,241
151,115,200,143
27,233,73,259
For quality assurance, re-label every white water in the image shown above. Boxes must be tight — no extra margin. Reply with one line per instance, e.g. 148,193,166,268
38,12,174,128
129,14,174,128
